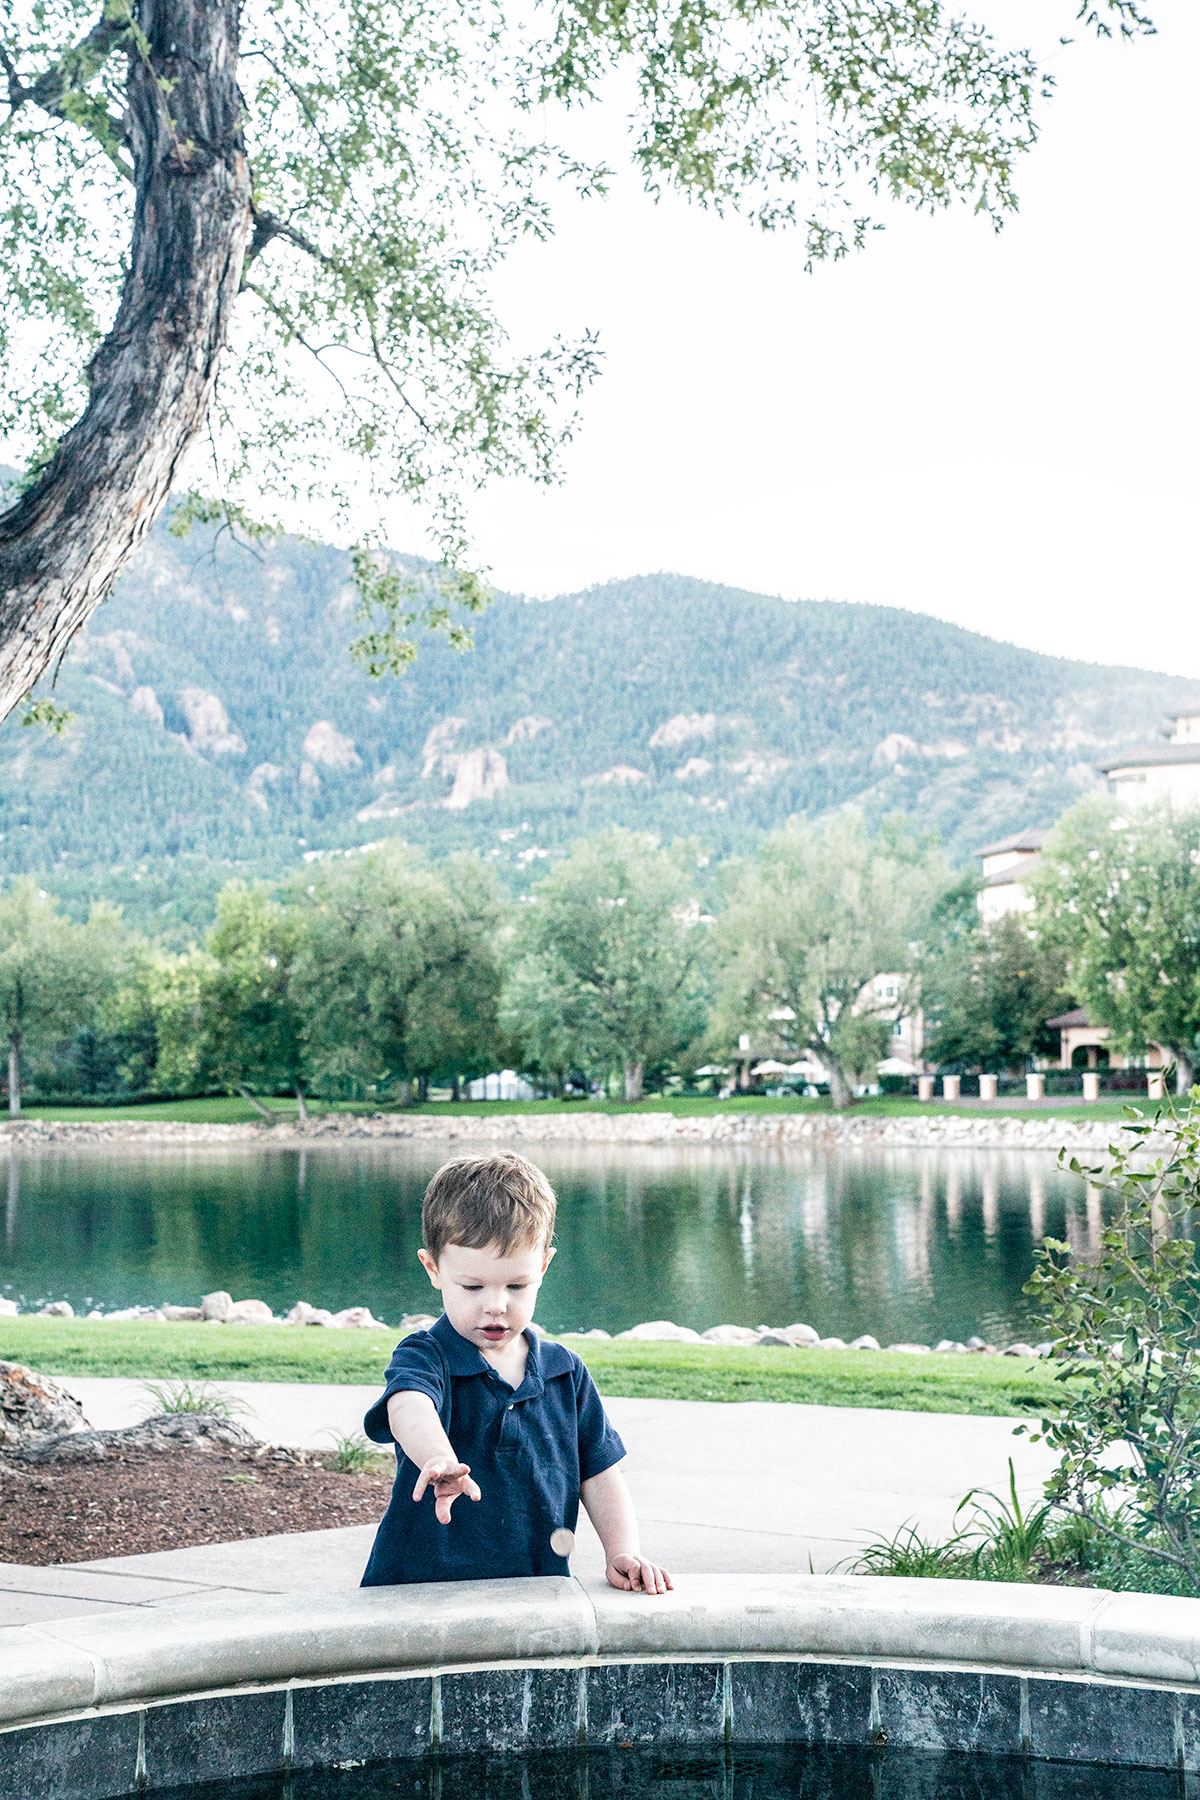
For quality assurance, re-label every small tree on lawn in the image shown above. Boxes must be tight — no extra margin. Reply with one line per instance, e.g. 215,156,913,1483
512,829,710,1101
921,904,1072,1074
201,882,311,1119
1034,797,1200,1093
713,811,946,1108
0,879,125,1114
109,945,216,1097
292,843,505,1102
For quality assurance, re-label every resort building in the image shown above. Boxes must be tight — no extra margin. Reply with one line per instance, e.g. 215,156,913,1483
1099,713,1200,808
1045,1006,1165,1073
975,830,1045,923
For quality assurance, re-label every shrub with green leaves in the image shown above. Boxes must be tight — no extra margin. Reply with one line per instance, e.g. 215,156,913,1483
1022,1096,1200,1593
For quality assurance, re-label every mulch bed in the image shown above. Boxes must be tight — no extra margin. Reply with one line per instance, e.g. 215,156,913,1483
0,1442,394,1564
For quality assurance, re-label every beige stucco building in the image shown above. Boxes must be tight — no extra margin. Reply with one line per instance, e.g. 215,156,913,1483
1046,1006,1165,1073
976,829,1045,924
1099,713,1200,808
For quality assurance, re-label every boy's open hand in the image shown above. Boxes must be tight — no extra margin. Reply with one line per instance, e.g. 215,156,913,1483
605,1553,673,1595
412,1457,481,1524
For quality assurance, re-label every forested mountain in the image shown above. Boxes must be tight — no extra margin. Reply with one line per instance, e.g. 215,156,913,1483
2,508,1195,939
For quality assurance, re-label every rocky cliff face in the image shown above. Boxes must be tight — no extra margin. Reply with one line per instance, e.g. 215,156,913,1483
3,519,1197,933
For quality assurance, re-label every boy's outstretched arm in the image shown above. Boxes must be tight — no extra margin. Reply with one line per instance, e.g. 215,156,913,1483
580,1465,673,1594
387,1391,481,1524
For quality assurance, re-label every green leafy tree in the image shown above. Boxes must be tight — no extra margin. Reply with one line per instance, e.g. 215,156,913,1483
921,904,1071,1073
713,811,946,1108
0,0,1147,718
109,944,216,1096
0,878,125,1113
292,843,505,1099
1023,1099,1200,1592
511,829,710,1100
201,883,311,1118
1034,796,1200,1093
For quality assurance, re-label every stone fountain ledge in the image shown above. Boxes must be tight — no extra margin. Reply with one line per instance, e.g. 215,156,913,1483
3,1574,1200,1797
0,1109,1146,1153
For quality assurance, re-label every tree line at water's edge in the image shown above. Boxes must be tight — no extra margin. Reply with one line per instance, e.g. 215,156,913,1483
6,794,1200,1114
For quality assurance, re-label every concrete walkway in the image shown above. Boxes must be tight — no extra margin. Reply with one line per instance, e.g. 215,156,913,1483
0,1378,1055,1629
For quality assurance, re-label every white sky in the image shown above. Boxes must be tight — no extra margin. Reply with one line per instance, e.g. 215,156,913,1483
398,0,1198,676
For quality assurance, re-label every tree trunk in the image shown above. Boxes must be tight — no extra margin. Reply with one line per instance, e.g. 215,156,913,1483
0,0,251,720
294,1081,308,1121
827,1063,851,1111
7,1032,19,1118
417,1073,429,1103
1175,1055,1195,1097
239,1086,275,1123
623,1060,645,1102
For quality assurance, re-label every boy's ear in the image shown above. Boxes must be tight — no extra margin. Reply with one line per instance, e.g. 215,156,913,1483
417,1248,442,1288
541,1245,557,1273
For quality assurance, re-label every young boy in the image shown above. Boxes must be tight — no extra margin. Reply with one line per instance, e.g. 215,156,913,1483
361,1151,671,1595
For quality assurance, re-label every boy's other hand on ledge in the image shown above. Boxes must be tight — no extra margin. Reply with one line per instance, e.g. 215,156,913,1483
412,1457,482,1524
606,1553,673,1595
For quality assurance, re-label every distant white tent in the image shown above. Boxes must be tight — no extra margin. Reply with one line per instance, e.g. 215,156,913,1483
467,1070,535,1102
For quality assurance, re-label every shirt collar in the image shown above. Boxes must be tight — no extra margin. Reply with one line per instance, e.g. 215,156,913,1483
429,1313,573,1388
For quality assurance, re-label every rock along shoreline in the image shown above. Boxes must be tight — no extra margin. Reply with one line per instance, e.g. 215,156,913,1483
0,1108,1147,1154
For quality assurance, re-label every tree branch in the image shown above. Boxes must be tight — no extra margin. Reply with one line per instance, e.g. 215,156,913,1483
244,205,333,273
25,12,127,112
4,10,132,176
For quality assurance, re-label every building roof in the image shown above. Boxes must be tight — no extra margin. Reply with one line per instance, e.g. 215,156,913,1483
1046,1008,1092,1029
978,829,1046,858
981,856,1042,888
1098,744,1200,774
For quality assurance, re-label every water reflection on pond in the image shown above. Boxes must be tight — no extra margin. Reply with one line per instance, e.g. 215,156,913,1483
0,1141,1096,1344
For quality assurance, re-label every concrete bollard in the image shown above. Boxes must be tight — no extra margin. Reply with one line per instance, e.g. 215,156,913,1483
917,1076,935,1102
1082,1072,1100,1102
1026,1072,1046,1101
1148,1071,1166,1100
979,1074,998,1101
942,1075,961,1102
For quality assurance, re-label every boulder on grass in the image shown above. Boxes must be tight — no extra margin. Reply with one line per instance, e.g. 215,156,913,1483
849,1335,881,1351
782,1323,820,1347
225,1299,276,1325
201,1291,233,1322
396,1313,438,1333
329,1306,385,1330
615,1321,703,1343
701,1325,760,1346
817,1337,846,1350
161,1306,203,1322
37,1301,74,1318
0,1298,17,1317
755,1332,791,1348
286,1302,334,1327
0,1361,88,1448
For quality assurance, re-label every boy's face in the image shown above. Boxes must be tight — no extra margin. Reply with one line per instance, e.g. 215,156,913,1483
418,1239,555,1353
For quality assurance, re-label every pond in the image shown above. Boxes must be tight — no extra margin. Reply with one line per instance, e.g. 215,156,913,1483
0,1140,1096,1344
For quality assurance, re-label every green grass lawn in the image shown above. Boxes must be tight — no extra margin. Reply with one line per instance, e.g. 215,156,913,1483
11,1092,1150,1126
0,1318,1065,1417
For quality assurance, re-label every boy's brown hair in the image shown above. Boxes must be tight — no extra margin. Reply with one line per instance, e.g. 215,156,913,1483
422,1152,557,1262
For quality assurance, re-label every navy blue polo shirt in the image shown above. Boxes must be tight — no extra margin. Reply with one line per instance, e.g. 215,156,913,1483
360,1314,625,1586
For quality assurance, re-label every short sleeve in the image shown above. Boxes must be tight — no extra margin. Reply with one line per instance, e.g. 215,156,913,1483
574,1361,626,1482
363,1331,446,1444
